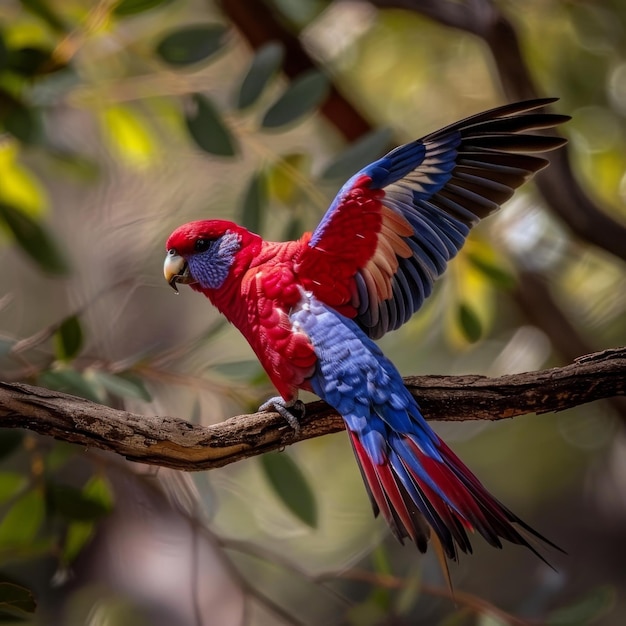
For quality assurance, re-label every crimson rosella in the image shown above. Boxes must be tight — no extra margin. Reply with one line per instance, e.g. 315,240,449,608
164,99,568,563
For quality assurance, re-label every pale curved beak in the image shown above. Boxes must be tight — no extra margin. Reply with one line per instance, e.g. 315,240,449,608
164,250,193,293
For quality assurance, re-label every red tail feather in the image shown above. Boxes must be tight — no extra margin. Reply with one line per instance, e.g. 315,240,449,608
348,428,562,564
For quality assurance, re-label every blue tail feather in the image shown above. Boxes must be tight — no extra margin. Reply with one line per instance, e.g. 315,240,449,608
291,291,561,562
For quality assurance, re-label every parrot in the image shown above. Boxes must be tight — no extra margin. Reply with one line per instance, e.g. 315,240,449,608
164,98,569,564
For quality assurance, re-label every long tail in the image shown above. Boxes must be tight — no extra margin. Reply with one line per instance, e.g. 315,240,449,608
347,422,561,563
292,292,561,563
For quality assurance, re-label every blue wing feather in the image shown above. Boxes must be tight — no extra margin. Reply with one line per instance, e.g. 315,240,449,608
303,98,568,339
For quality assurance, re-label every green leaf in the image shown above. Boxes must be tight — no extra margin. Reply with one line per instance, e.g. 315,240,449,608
47,150,100,182
0,432,23,463
156,24,228,67
347,599,387,626
114,0,172,16
240,172,267,233
38,369,101,403
59,476,114,561
0,473,26,505
0,581,36,614
213,360,263,381
46,481,112,522
395,571,421,615
102,371,152,402
0,33,7,73
467,252,516,290
0,142,47,216
372,544,392,576
185,93,237,157
20,0,66,32
93,370,152,402
548,586,614,625
6,47,52,77
236,42,284,109
54,315,83,362
261,70,329,129
321,128,393,180
63,520,94,564
3,101,43,145
83,475,114,510
45,442,77,471
260,452,317,527
437,609,473,626
0,203,68,275
457,302,482,343
0,490,44,549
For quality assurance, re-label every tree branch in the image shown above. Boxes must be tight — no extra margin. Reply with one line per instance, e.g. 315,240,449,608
218,0,373,141
1,347,624,471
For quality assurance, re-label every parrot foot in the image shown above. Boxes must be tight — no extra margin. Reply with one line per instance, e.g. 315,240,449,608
260,397,305,435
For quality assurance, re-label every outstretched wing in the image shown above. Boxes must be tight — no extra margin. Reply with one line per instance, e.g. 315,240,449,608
295,98,569,339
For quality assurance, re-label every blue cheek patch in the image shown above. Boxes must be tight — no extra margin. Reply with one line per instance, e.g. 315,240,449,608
188,231,241,290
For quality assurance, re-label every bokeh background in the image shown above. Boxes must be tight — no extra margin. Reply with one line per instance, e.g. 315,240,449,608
0,0,625,624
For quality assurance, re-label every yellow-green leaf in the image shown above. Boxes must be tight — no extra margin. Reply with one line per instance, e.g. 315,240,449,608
0,142,47,217
0,489,44,548
83,475,114,510
0,472,26,505
63,520,95,564
100,104,157,168
266,153,310,205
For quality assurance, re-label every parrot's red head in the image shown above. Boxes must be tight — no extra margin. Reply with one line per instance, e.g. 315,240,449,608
164,219,259,293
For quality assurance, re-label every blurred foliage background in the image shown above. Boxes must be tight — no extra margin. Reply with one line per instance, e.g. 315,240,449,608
0,0,625,624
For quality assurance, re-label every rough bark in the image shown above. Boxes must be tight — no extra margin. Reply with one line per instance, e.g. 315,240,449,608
1,347,624,471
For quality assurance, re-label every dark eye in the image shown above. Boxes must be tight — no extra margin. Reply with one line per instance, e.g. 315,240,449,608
194,238,211,252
